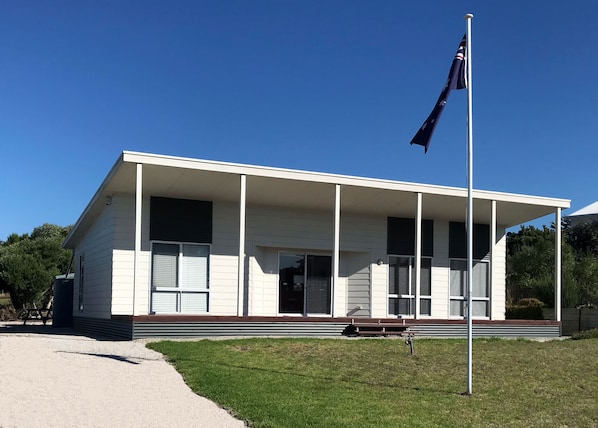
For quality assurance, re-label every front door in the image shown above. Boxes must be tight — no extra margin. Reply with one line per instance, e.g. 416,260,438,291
279,254,331,315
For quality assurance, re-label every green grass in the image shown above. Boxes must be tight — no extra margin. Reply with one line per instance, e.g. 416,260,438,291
147,338,598,427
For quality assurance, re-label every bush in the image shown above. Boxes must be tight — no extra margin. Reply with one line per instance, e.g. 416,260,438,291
517,298,544,307
571,328,598,340
506,299,545,320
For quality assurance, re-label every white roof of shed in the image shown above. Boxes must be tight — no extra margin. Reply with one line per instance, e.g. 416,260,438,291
567,201,598,217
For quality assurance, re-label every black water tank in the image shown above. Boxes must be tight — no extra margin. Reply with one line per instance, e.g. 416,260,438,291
52,277,74,328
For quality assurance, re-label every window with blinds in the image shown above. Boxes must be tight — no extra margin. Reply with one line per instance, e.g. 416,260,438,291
150,242,210,314
388,256,432,317
449,259,489,318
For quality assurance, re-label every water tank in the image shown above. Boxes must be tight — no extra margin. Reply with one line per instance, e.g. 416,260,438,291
52,276,74,328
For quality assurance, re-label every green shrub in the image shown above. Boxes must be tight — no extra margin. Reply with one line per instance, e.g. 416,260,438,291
506,298,545,319
506,305,544,320
517,298,544,307
571,328,598,340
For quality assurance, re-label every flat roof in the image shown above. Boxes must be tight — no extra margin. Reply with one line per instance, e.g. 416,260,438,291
64,151,570,248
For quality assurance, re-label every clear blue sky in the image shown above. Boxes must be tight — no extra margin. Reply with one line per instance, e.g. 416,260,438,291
1,1,596,239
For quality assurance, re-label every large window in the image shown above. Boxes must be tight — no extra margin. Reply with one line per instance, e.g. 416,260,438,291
151,242,210,314
388,256,432,317
449,259,489,317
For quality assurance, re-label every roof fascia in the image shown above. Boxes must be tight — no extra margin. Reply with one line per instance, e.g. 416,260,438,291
122,151,570,209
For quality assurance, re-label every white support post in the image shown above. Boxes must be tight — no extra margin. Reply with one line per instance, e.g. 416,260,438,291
490,200,496,320
333,184,341,318
414,193,422,319
238,174,247,317
555,207,562,322
133,163,143,316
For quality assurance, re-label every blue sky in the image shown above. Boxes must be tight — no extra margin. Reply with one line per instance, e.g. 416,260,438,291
1,1,596,239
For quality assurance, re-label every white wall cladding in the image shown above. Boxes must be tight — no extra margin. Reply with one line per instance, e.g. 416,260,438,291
75,187,512,321
210,202,241,315
251,246,281,316
244,207,387,317
247,205,334,250
431,220,450,319
110,194,151,315
73,204,114,319
491,228,507,320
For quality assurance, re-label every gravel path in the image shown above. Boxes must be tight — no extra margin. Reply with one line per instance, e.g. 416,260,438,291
0,323,245,428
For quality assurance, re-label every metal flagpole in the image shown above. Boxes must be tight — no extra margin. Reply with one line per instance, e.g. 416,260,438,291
465,13,474,396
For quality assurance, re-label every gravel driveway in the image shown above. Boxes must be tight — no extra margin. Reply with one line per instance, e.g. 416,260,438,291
0,323,245,428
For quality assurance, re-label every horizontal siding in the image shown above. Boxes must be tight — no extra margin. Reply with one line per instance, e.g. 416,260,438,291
491,229,507,320
247,205,334,251
74,204,114,319
430,220,449,318
346,259,371,317
210,202,240,315
112,195,151,315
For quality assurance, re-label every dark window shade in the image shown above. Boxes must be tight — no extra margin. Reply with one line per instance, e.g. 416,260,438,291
387,217,433,257
449,222,490,259
150,197,212,243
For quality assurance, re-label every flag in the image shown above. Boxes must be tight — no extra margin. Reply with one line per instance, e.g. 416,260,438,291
410,35,467,153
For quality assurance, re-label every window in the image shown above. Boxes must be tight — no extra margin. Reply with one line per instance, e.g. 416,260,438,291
388,256,432,317
151,242,210,314
449,259,489,317
78,254,85,311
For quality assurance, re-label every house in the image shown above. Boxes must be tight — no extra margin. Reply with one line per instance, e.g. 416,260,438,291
63,151,570,339
565,200,598,226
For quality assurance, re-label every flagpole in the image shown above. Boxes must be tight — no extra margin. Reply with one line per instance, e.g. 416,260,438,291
465,13,474,396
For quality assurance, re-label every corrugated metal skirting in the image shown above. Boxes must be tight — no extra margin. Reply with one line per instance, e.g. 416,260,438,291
72,317,561,340
73,317,133,340
132,321,349,339
411,323,561,338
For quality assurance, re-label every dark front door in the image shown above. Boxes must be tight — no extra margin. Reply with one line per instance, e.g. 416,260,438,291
279,254,331,315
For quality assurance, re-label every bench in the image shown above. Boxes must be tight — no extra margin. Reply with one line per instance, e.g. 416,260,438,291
21,297,53,325
348,320,416,354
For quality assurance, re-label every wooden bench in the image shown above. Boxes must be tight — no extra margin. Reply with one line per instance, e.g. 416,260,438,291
348,320,416,354
21,297,53,325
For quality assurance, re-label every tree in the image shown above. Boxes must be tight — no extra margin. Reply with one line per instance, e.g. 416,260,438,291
507,221,598,308
507,225,561,306
565,218,598,257
0,224,72,309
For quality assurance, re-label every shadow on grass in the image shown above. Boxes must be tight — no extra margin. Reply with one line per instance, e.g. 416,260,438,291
171,357,463,396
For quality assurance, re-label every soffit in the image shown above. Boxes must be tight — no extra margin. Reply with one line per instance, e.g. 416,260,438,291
64,152,570,248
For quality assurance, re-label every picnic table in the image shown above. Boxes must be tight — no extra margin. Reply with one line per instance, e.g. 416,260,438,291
348,319,416,354
21,297,53,325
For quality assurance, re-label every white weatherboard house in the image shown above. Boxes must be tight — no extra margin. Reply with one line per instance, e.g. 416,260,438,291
64,152,570,339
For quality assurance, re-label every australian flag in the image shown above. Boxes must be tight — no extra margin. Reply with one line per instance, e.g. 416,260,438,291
410,35,467,153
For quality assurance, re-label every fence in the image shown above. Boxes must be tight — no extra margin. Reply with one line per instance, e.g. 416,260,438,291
542,308,598,336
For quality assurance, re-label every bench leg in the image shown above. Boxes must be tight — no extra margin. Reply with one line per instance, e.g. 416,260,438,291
406,334,415,355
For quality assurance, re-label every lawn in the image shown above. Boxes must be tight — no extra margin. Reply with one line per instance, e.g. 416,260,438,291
148,337,598,427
